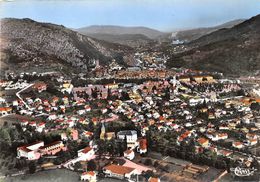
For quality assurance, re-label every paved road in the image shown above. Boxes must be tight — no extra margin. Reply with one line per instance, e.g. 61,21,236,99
16,83,34,110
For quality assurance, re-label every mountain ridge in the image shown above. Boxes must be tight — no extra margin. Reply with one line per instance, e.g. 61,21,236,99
172,19,245,42
77,25,166,39
0,18,133,73
167,15,260,75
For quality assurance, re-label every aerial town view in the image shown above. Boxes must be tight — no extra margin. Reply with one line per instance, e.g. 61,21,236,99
0,0,259,181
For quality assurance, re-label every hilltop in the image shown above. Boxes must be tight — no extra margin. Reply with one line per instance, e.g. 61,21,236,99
0,18,133,73
167,15,260,76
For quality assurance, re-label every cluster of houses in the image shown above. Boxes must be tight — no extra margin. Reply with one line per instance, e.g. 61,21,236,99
0,68,259,181
90,76,259,166
133,51,168,69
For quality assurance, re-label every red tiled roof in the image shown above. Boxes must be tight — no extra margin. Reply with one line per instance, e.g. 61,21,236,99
218,133,228,137
198,138,208,145
81,147,93,154
149,177,160,182
38,122,45,126
250,139,257,143
92,118,98,122
82,171,95,176
220,150,232,156
84,131,93,136
104,164,135,175
159,116,164,121
18,141,44,151
233,141,242,146
0,107,12,112
139,139,147,150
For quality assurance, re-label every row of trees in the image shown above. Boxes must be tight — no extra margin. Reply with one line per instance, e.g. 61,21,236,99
147,128,230,170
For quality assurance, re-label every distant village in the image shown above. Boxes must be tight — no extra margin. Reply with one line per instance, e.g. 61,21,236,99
0,52,259,182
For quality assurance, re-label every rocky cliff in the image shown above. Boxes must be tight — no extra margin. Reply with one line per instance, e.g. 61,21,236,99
0,18,132,72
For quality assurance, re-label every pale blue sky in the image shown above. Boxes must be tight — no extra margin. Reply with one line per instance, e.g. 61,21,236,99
1,0,260,31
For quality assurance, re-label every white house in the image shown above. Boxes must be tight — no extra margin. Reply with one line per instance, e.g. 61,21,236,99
81,171,97,182
17,141,44,160
36,122,46,133
85,105,91,112
124,149,135,160
78,147,95,161
207,133,228,141
48,114,57,120
232,141,244,149
246,139,258,146
67,120,75,127
21,120,29,126
189,98,209,106
77,109,86,115
103,164,137,180
60,133,68,141
137,138,147,154
12,100,19,106
117,130,138,149
0,107,12,116
101,108,108,114
148,177,161,182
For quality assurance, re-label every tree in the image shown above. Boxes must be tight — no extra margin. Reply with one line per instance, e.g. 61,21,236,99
163,87,170,100
88,121,94,132
121,91,130,101
251,159,260,170
0,128,11,146
250,102,260,111
215,157,227,169
153,160,159,167
144,158,152,166
107,88,112,100
53,158,63,165
74,162,83,171
87,160,97,171
91,88,98,99
142,170,155,180
9,128,19,141
28,161,36,174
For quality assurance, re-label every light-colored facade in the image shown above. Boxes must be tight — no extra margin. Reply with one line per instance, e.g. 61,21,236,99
104,164,137,180
81,171,97,182
17,141,44,160
78,147,95,161
117,130,138,149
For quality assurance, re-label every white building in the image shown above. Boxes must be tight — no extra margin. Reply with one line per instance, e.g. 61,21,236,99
103,164,137,180
124,149,135,160
137,139,147,154
117,130,138,149
78,147,95,161
17,141,44,160
81,171,97,182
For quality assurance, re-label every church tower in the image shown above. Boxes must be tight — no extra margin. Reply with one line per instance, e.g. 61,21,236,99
100,122,106,140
